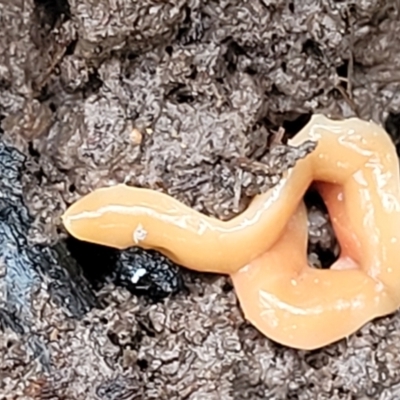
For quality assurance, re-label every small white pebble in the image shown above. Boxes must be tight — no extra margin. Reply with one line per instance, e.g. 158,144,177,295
130,128,143,145
131,268,147,284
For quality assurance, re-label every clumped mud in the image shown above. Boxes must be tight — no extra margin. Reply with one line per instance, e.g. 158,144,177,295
1,0,400,399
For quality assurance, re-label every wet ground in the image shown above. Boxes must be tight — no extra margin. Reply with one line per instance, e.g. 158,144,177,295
1,0,400,399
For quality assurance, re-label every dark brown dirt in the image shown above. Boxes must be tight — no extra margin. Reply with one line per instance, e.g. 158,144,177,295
1,0,400,399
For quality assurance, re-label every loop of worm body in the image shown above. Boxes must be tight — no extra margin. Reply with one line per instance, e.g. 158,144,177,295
62,114,400,350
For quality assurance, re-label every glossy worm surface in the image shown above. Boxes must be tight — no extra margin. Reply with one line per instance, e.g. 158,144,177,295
62,114,400,349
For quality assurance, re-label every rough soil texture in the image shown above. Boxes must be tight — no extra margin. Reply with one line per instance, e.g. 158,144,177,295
1,0,400,399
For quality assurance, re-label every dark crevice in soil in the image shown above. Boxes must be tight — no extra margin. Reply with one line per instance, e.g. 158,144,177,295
304,186,340,269
302,39,324,59
384,111,400,156
65,38,78,56
283,113,313,139
81,71,104,97
31,0,71,50
336,60,349,90
33,0,71,30
258,113,313,143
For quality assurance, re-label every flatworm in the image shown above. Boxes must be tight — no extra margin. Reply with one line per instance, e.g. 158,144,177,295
62,115,400,350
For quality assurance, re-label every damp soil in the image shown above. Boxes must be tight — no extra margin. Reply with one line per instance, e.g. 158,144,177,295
1,0,400,399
